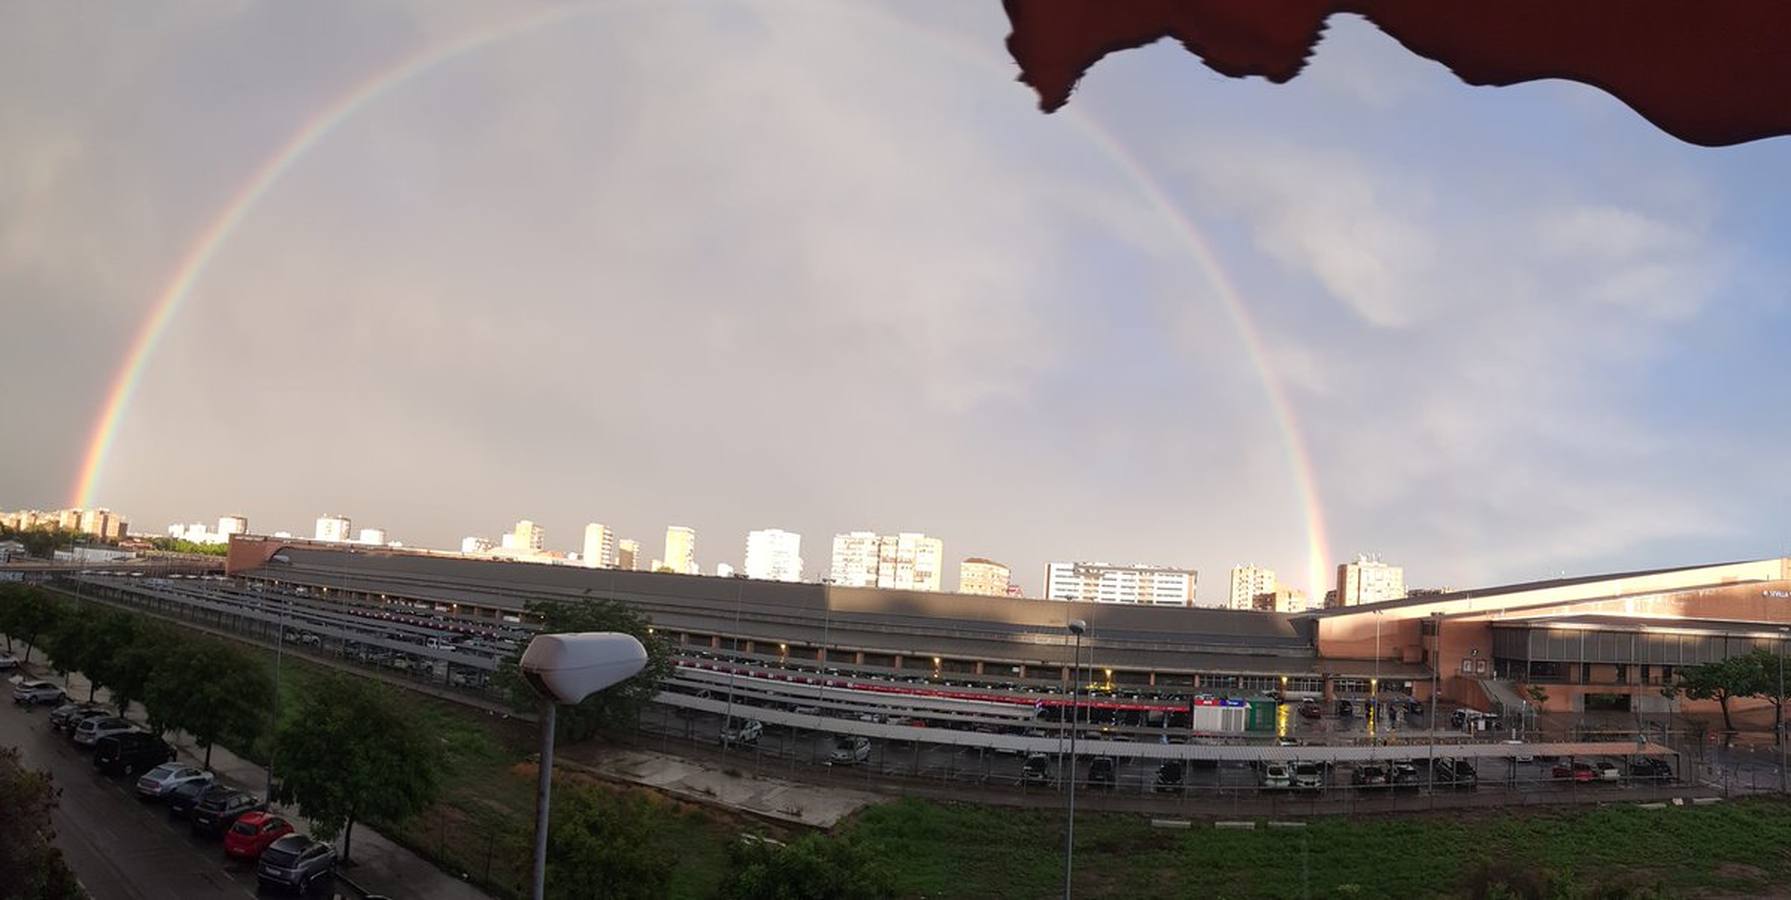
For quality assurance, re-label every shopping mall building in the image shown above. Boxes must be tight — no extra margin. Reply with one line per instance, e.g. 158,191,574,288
225,538,1791,715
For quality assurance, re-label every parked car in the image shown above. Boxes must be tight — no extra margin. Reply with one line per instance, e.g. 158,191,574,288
92,731,174,776
1434,758,1478,789
1088,756,1117,788
12,679,65,706
256,834,337,893
137,763,215,801
0,654,19,670
1260,763,1292,790
191,787,266,836
63,708,114,737
1552,761,1597,783
1401,699,1426,715
1021,752,1052,785
166,778,215,818
1335,699,1354,717
1297,702,1321,720
1292,761,1324,791
720,719,762,747
48,701,104,731
1502,739,1534,763
1390,760,1422,790
224,811,296,860
1629,757,1673,780
828,735,871,765
1351,763,1389,788
1155,760,1185,793
72,716,135,747
1592,760,1621,782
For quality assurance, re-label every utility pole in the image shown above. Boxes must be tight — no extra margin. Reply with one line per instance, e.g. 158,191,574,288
1063,618,1086,900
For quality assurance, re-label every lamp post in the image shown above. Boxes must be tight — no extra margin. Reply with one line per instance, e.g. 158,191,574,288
1428,612,1441,795
1064,618,1086,900
266,594,287,798
1779,626,1787,794
520,632,648,900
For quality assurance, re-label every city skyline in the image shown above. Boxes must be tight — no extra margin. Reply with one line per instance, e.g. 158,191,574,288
4,3,1788,601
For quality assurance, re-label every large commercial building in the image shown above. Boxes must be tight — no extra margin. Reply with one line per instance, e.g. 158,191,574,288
1045,562,1197,607
1228,565,1277,611
217,516,249,540
958,558,1011,597
617,539,641,571
876,533,943,592
829,532,882,587
663,526,697,575
743,529,803,582
1333,555,1405,607
219,537,1791,719
314,515,352,543
357,528,388,546
582,523,617,569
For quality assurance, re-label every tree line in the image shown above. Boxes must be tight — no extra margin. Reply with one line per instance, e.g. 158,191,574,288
0,584,441,863
1669,647,1791,736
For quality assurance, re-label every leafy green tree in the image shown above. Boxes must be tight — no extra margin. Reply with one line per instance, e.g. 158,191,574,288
273,673,442,862
723,832,894,900
41,605,100,695
1743,646,1790,744
144,638,270,767
104,621,173,722
495,599,673,742
0,587,63,665
541,784,674,900
146,537,230,557
0,525,82,558
0,746,84,900
78,611,141,707
1671,655,1766,733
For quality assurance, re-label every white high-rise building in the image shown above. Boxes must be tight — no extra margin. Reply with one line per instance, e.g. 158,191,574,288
617,539,641,571
663,526,697,575
217,516,248,539
511,520,545,553
357,528,387,545
582,523,617,569
461,536,492,555
743,529,804,582
828,531,944,591
314,515,352,543
828,532,883,587
958,558,1011,597
1228,565,1277,611
877,533,943,591
1044,562,1197,606
1334,555,1406,607
716,562,735,578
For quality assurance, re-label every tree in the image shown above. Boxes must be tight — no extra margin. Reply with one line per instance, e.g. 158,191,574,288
723,832,894,900
79,611,141,707
104,621,173,722
0,747,84,900
144,638,270,767
0,587,63,665
273,673,441,862
41,605,100,695
496,599,673,742
1671,655,1766,733
539,784,676,900
1743,646,1790,744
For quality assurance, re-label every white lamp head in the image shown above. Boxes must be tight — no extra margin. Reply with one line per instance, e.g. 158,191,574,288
519,632,648,705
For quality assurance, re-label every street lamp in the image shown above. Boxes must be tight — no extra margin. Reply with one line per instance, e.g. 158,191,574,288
520,632,648,900
1779,626,1788,794
1064,618,1086,900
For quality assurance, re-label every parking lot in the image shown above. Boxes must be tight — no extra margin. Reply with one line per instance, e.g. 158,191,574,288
1,682,347,900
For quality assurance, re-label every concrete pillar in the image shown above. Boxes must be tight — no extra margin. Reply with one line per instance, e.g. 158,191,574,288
743,641,754,655
1016,664,1026,679
1321,676,1335,702
892,654,904,670
854,651,864,665
710,635,721,649
974,661,984,675
1148,671,1157,687
817,648,827,663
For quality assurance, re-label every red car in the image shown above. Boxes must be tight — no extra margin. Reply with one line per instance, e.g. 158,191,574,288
1551,761,1596,783
223,811,295,860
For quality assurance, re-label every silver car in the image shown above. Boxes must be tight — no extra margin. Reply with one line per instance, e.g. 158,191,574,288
11,679,65,706
73,716,136,747
136,763,214,800
256,834,337,893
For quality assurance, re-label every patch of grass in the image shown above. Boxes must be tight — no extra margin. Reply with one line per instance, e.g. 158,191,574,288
842,797,1791,899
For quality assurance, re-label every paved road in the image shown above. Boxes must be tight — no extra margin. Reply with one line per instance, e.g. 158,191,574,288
0,695,326,900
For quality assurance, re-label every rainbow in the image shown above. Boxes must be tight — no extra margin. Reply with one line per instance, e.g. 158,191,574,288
70,0,1331,595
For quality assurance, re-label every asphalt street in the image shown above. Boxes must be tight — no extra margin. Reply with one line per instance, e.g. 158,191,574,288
0,690,328,900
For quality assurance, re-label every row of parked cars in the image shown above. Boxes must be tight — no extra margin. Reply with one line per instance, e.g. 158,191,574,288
31,694,338,894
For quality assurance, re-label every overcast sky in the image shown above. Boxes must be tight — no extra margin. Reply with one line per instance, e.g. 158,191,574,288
4,1,1788,600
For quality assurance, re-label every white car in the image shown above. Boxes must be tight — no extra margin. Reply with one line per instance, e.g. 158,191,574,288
1260,763,1292,789
11,679,65,706
828,735,871,765
73,716,136,747
0,654,20,671
1593,760,1622,782
721,719,763,747
136,763,215,800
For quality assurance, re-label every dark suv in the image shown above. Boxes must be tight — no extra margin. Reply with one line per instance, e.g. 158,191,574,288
92,732,174,777
190,787,265,836
1435,757,1478,789
1088,756,1117,788
256,834,337,894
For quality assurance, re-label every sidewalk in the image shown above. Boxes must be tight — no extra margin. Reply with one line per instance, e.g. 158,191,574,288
49,665,492,900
